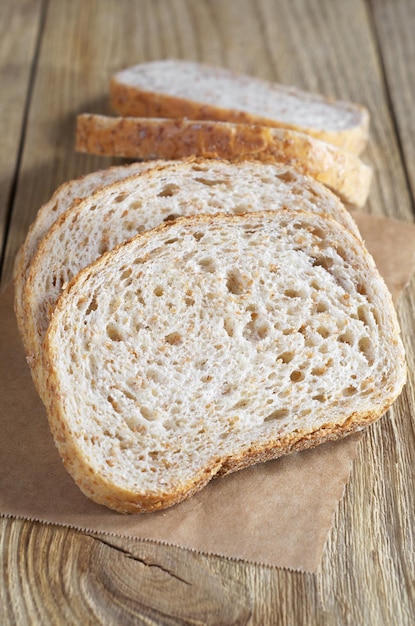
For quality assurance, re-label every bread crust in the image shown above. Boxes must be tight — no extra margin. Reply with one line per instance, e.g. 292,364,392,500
76,115,372,208
109,66,370,155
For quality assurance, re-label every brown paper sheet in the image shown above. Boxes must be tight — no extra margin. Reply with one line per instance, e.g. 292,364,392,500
0,212,414,572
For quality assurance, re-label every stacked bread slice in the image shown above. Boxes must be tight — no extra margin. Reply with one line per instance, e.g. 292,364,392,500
76,60,372,209
13,61,406,513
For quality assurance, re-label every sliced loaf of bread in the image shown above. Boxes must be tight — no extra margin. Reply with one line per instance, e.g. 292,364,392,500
13,161,161,340
76,115,372,208
109,60,370,154
42,210,406,513
22,159,360,391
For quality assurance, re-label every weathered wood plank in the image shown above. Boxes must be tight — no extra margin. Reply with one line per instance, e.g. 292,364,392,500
369,0,415,213
0,0,44,278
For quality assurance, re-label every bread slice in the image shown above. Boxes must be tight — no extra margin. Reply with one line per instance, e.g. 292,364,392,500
109,60,370,155
22,159,361,390
42,210,406,513
13,161,161,341
76,114,372,208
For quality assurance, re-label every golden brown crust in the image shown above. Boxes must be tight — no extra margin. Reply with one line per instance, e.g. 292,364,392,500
76,115,372,208
109,79,370,155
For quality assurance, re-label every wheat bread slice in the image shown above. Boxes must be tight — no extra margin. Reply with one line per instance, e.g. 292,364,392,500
76,114,372,208
109,60,370,154
42,210,406,513
13,161,162,340
22,159,360,391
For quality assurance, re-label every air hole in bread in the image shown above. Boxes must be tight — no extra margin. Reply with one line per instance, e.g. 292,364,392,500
282,328,294,336
343,385,358,397
114,192,128,203
358,305,371,326
226,268,248,295
165,332,182,346
191,164,208,172
290,370,305,382
371,307,380,326
336,246,348,262
194,177,227,186
357,283,367,296
312,393,326,403
121,388,136,401
311,279,322,291
85,297,98,315
164,237,179,245
358,337,375,365
154,286,164,297
129,200,142,210
158,183,180,197
338,329,355,346
185,294,195,306
107,396,121,413
192,231,204,241
121,268,132,280
232,399,248,410
198,257,216,272
243,316,270,341
284,288,302,298
312,255,334,271
311,365,326,376
277,351,294,364
133,257,145,265
311,227,326,239
140,406,155,421
107,324,122,342
163,213,180,223
264,408,289,421
223,317,234,337
316,301,328,313
317,326,330,338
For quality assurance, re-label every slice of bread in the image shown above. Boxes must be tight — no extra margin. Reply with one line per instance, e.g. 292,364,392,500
13,161,161,341
76,115,372,208
22,159,361,391
109,60,370,154
42,210,406,513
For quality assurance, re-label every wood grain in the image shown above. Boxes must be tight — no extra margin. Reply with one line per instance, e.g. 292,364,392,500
369,0,415,208
0,0,43,274
1,0,415,624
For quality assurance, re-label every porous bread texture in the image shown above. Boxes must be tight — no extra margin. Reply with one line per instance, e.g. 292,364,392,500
110,59,370,154
23,159,361,391
13,161,161,340
76,114,372,208
43,210,406,513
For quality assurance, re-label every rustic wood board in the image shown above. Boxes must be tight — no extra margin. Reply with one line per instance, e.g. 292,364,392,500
1,0,414,623
0,0,43,274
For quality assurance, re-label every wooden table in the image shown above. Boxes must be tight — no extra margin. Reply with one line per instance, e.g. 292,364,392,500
1,1,414,623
